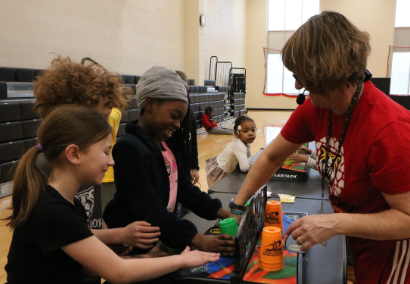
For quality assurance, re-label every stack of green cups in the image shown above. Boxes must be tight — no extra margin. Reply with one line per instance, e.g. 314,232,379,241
219,217,239,237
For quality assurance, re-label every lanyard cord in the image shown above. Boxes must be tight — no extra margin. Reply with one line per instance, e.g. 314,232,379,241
319,82,363,213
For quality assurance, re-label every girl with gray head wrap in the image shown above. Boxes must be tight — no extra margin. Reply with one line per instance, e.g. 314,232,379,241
136,65,192,175
136,66,188,114
103,66,236,257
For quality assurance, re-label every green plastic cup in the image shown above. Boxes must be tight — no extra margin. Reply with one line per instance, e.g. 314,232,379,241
220,217,239,237
166,246,182,254
284,160,294,166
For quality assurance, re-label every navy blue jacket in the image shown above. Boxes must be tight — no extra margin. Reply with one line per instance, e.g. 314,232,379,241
103,120,222,250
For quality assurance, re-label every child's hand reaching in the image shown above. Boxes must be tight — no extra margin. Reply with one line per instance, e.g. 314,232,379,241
180,247,220,268
120,221,161,249
298,145,312,155
288,153,309,163
192,234,235,256
191,170,200,185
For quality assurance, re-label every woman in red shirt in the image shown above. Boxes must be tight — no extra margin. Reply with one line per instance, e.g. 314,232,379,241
231,11,410,284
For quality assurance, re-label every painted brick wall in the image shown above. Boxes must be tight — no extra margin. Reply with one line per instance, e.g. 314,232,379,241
0,0,185,75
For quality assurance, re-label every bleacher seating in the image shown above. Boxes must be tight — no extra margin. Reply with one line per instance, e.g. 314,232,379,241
0,65,142,195
0,99,39,192
190,92,226,127
0,96,140,194
229,92,246,117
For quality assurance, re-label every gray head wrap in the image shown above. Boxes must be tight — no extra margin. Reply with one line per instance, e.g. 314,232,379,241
136,66,188,113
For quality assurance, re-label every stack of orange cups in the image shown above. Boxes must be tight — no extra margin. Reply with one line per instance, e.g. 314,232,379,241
259,226,284,271
264,201,283,232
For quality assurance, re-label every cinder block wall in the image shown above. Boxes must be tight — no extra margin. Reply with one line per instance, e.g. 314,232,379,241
0,0,186,74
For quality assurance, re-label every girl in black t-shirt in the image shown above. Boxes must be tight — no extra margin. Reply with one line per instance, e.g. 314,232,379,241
5,105,219,284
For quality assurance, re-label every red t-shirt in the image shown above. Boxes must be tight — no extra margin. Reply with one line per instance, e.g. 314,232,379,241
202,113,217,132
282,81,410,284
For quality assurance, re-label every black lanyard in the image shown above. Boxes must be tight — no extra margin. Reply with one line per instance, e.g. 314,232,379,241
319,82,363,213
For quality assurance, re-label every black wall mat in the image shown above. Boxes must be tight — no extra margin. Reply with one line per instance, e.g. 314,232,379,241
127,109,139,121
0,160,17,183
35,69,44,79
126,75,135,84
135,76,141,84
120,110,128,123
0,122,23,143
0,141,25,163
0,102,21,123
117,123,126,137
371,77,391,96
128,97,138,109
15,68,36,82
0,82,7,99
130,85,136,95
22,119,41,138
0,67,16,82
20,101,38,119
24,138,38,151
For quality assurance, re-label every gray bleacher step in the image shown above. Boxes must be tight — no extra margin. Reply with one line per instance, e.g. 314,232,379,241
6,82,34,98
0,181,13,199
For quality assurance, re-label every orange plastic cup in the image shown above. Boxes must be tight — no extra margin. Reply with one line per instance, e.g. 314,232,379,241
259,226,284,271
264,200,283,231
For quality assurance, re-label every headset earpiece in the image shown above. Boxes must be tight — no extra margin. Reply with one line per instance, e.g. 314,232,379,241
363,69,372,82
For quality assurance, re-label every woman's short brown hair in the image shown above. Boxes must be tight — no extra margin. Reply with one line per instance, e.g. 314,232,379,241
34,56,128,118
282,11,371,96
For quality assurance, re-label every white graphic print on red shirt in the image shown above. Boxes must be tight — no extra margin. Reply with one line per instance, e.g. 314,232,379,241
315,137,354,214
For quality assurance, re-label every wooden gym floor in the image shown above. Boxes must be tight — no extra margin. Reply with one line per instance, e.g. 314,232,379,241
0,110,353,283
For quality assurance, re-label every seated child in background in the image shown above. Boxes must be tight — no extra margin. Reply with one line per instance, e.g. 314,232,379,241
202,107,234,135
103,66,235,255
205,116,256,188
5,105,219,284
288,145,317,170
33,56,160,256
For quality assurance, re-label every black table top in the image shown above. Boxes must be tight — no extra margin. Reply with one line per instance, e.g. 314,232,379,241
209,150,329,200
181,193,346,284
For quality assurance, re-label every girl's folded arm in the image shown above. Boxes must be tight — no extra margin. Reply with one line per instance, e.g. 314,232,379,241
234,141,251,172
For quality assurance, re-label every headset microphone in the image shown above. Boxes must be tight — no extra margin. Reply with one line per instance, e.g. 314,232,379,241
296,89,306,105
